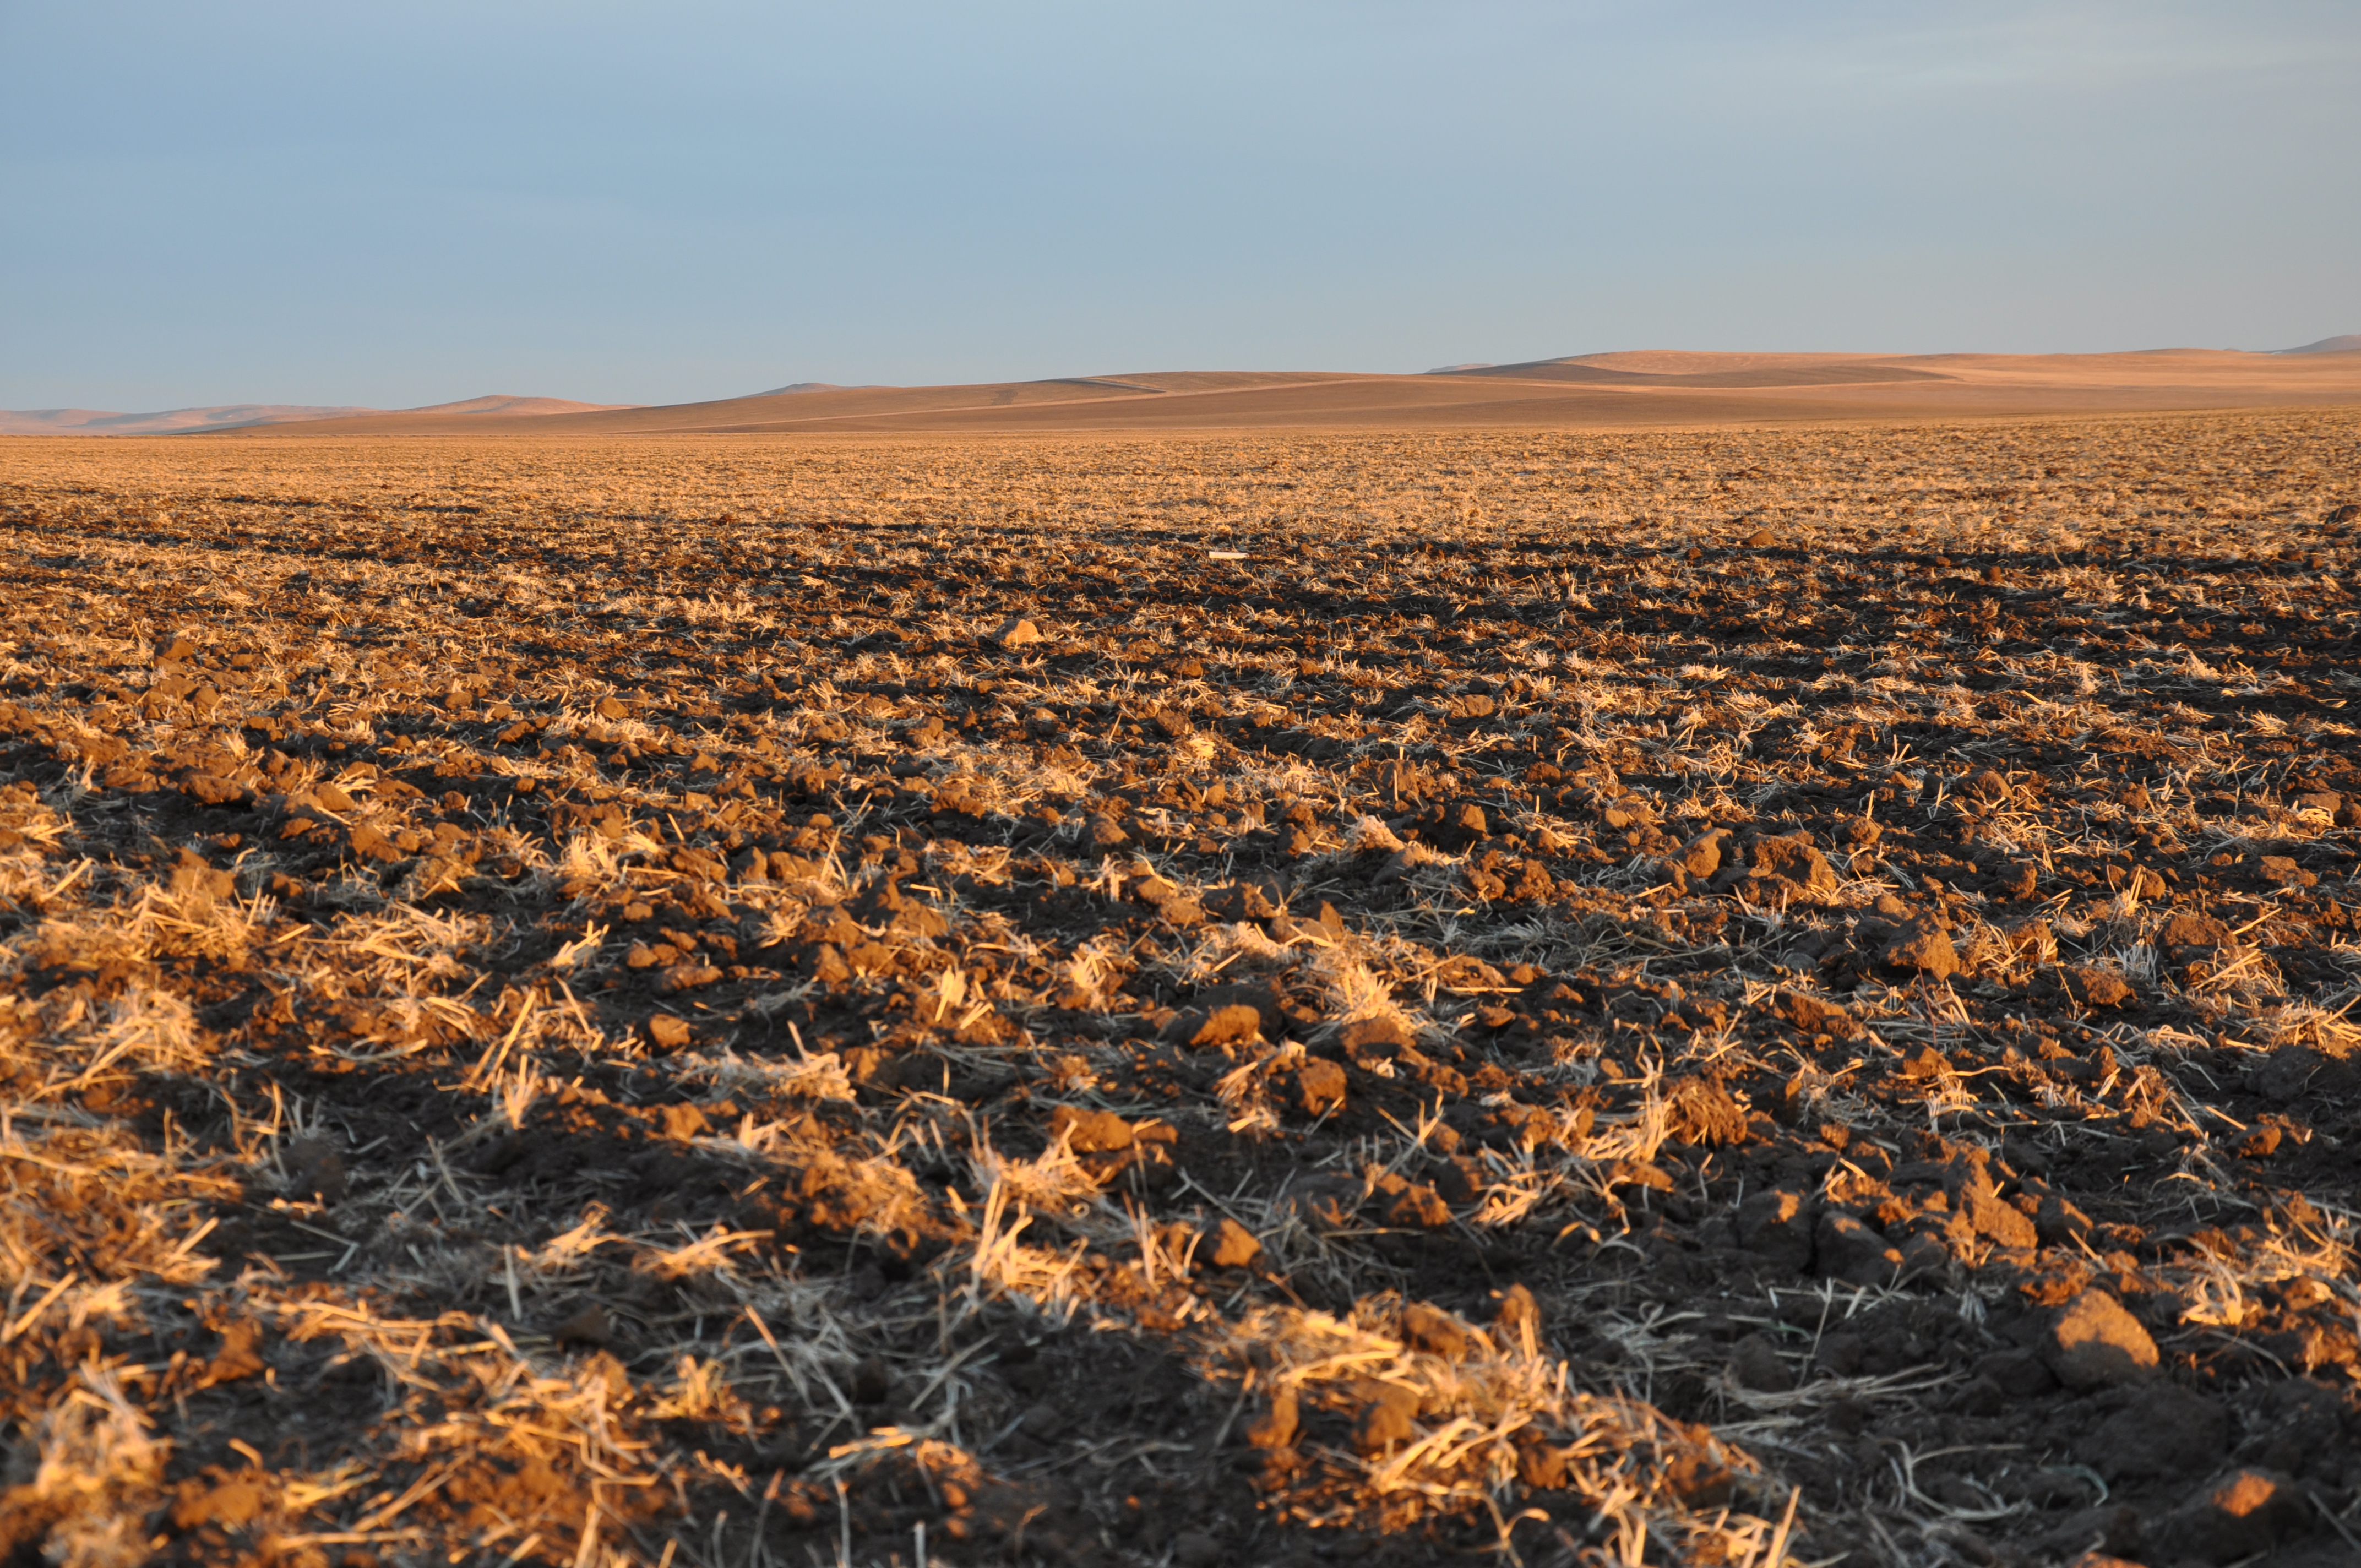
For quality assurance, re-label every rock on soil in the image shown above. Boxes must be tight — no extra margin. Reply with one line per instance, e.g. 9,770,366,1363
2044,1290,2160,1390
1880,915,1961,979
2155,1468,2311,1564
1737,1188,1815,1272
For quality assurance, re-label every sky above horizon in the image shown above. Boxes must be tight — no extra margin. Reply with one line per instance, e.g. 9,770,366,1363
3,1,2356,411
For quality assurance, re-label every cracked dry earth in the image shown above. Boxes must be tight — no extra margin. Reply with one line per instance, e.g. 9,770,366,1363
2,413,2361,1568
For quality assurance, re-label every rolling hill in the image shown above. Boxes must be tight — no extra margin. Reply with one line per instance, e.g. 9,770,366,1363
0,394,636,437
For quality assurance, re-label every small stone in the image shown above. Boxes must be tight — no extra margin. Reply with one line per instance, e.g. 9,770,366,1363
2065,965,2135,1008
1205,878,1287,921
1519,1443,1573,1489
1668,828,1732,880
1243,1387,1297,1449
1992,861,2039,900
657,962,723,994
2159,911,2231,950
347,823,402,864
1286,1057,1347,1118
1161,1003,1263,1048
1607,1159,1675,1194
2157,1468,2308,1565
282,1136,349,1205
1736,1188,1815,1272
1152,894,1206,928
553,1303,613,1348
1493,1283,1542,1348
1400,1303,1471,1361
1207,1217,1263,1268
170,848,237,899
1960,1177,2038,1250
2034,1194,2092,1246
1815,1209,1902,1286
2044,1289,2158,1390
1430,1154,1485,1205
1048,1106,1134,1153
1664,1076,1748,1146
1338,1015,1414,1058
1747,834,1839,895
1896,1232,1952,1279
1350,1385,1419,1453
1881,916,1961,979
1900,1046,1948,1080
993,617,1043,647
1730,1332,1792,1391
646,1014,693,1050
806,943,851,987
2033,1509,2144,1563
182,770,249,807
171,1478,269,1531
1427,801,1490,850
852,1355,893,1404
2235,1121,2283,1158
200,1319,268,1386
658,1103,710,1140
1384,1183,1452,1229
1128,867,1183,907
1772,989,1862,1041
579,1349,633,1402
2259,853,2316,888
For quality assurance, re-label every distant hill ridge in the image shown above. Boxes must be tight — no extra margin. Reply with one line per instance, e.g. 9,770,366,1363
1432,341,2361,378
11,343,2361,437
0,393,637,437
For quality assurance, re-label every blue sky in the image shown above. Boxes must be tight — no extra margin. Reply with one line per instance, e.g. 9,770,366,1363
3,1,2354,409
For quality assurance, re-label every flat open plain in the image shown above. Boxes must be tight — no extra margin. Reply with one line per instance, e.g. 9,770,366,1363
4,405,2361,1566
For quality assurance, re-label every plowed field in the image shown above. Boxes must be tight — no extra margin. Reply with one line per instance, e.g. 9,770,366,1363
4,413,2360,1567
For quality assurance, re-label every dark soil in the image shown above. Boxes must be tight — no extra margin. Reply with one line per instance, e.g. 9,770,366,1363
2,416,2360,1567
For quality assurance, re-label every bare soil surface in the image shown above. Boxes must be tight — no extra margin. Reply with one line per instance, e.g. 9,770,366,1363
3,415,2361,1567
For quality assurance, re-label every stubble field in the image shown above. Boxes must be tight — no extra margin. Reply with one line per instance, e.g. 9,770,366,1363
3,412,2361,1568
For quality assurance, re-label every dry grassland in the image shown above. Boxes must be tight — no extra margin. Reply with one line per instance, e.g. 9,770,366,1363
3,412,2360,1567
